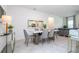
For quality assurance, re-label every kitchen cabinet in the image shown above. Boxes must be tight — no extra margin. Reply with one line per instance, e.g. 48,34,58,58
0,36,6,52
0,32,15,53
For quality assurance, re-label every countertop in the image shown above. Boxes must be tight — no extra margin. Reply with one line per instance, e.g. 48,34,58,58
0,33,11,37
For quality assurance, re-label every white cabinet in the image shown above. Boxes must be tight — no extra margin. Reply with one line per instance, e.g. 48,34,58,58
0,36,6,52
0,32,15,53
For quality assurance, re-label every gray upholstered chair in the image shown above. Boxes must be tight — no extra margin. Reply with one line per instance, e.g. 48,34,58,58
48,29,55,41
40,29,48,43
23,29,33,46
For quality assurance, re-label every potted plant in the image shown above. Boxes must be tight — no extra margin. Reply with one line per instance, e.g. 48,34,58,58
8,25,13,33
63,25,68,28
43,24,47,29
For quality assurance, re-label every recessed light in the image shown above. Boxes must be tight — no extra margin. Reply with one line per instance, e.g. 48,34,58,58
33,8,36,10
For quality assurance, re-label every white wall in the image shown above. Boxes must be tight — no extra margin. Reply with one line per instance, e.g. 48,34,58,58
6,6,63,40
63,17,67,26
54,16,63,28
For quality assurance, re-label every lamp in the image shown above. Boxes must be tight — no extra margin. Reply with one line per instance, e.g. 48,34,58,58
2,15,12,33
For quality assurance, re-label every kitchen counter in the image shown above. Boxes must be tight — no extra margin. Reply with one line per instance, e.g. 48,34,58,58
0,33,10,52
0,33,11,36
0,34,6,52
0,32,15,53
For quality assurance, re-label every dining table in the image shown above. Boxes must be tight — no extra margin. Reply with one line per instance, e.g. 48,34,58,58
33,30,43,44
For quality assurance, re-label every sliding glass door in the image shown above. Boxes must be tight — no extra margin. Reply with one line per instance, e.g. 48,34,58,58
67,16,74,28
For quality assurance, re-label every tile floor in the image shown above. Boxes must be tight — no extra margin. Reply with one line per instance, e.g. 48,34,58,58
14,36,78,53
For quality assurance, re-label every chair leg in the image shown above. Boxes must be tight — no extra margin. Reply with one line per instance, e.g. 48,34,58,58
31,37,34,43
52,36,55,41
41,39,45,44
25,39,28,46
41,39,44,44
25,39,26,44
26,41,28,46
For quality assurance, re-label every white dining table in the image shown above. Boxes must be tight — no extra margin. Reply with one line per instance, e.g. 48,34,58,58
33,31,43,34
33,30,43,44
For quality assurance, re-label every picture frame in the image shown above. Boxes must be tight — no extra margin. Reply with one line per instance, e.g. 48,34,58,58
27,20,44,28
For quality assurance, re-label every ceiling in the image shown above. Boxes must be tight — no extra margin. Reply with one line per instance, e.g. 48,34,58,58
21,5,79,17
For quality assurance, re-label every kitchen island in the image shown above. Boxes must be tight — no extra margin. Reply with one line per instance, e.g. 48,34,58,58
0,32,15,53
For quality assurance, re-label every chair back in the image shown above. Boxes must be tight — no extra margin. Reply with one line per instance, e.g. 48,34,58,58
24,30,28,40
26,28,34,36
48,29,54,38
41,29,48,39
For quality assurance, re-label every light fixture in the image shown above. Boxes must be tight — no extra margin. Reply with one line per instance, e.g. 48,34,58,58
33,8,36,11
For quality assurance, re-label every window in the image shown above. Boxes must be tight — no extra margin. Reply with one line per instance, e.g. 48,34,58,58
68,17,74,28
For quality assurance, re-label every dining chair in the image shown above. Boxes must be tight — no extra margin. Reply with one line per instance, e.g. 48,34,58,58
23,29,33,46
40,29,48,43
48,29,55,41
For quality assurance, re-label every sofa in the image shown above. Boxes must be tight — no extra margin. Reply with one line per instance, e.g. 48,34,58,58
57,28,69,37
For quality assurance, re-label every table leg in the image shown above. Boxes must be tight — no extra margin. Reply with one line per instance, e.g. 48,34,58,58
33,34,39,44
54,31,58,40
